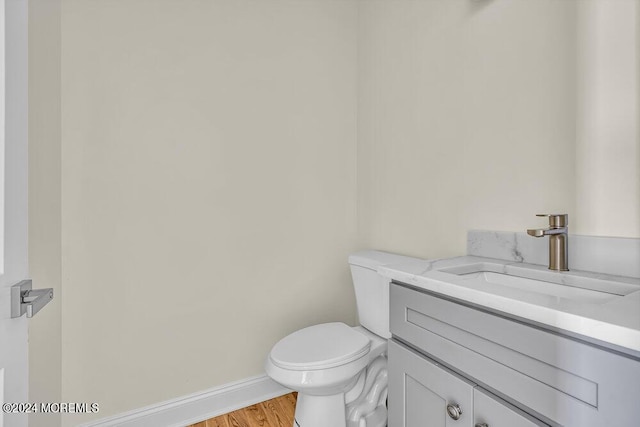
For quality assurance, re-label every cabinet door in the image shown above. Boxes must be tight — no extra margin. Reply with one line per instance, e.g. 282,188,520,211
388,340,475,427
474,388,549,427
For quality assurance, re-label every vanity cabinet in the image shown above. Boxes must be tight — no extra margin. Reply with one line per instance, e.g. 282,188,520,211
388,282,640,427
388,340,547,427
473,388,547,427
388,339,474,427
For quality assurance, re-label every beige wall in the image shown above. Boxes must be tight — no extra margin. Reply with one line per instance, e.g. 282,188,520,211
26,1,639,426
357,0,577,258
575,0,640,237
60,0,358,423
28,1,62,426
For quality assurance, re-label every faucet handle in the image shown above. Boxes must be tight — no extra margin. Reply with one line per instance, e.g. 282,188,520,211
536,213,568,228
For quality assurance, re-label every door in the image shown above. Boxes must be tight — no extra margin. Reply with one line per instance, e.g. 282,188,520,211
388,341,475,427
0,1,29,427
473,388,550,427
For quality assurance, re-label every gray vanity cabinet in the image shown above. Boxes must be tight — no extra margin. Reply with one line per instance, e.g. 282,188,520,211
388,340,548,427
473,388,548,427
388,282,640,427
388,340,474,427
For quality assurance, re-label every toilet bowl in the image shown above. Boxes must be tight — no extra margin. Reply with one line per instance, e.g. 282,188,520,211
265,251,421,427
266,323,370,395
265,324,388,427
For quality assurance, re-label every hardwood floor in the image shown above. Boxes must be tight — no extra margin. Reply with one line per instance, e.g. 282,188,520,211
189,393,297,427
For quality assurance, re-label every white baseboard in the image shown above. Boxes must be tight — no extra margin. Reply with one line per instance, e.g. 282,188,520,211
78,375,290,427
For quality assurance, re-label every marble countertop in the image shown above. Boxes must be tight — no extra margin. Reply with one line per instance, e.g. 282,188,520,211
378,255,640,354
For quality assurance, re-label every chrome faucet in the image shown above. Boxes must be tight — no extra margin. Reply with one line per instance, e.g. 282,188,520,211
527,214,569,271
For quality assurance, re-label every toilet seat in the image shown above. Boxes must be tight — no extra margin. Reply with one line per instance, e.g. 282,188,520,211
270,322,371,371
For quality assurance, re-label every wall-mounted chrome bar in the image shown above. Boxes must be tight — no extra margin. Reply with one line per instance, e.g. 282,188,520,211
11,280,54,318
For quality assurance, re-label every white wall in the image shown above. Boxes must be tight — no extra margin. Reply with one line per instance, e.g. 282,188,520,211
575,0,640,237
60,0,358,424
26,1,639,426
28,1,62,426
357,0,577,258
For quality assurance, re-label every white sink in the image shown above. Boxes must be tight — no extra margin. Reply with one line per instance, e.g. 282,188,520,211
438,262,639,304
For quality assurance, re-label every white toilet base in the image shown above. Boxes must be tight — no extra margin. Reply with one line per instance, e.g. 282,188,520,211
294,393,347,427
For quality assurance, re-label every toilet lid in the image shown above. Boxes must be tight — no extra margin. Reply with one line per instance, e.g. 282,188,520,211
270,323,371,371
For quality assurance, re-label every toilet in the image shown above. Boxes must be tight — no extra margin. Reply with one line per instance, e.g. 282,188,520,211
265,250,419,427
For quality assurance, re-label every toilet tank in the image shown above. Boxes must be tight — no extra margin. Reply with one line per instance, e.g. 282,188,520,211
349,250,423,339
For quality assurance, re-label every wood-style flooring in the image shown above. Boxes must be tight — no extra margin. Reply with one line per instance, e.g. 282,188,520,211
189,393,297,427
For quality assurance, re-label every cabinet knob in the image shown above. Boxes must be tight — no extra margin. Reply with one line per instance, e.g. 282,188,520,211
475,424,489,427
446,403,462,420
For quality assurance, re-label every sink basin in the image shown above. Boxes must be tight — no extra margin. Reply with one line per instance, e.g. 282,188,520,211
438,262,639,304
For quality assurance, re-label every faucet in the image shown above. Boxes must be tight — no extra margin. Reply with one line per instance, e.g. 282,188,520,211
526,214,569,271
